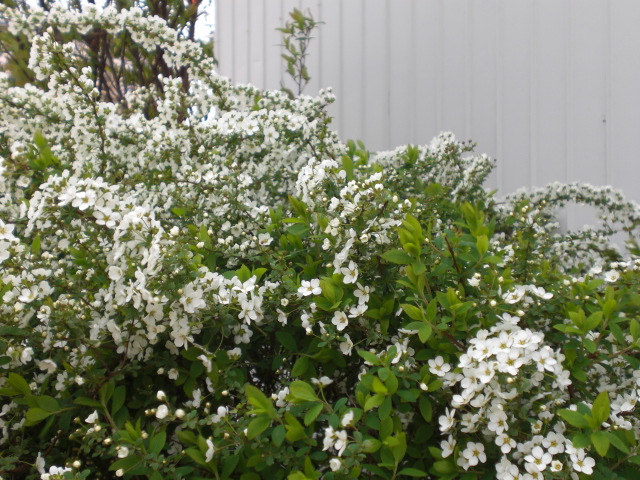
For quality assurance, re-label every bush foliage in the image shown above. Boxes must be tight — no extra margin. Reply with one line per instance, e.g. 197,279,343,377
1,4,640,480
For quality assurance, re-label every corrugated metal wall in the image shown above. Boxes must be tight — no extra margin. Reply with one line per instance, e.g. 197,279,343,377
215,0,640,231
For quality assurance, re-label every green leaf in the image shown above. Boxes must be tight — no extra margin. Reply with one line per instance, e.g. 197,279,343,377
425,299,438,322
109,455,142,471
291,356,311,377
583,337,597,353
590,431,610,456
26,408,51,424
364,394,385,412
112,386,126,416
149,431,166,456
397,468,428,478
36,395,59,412
432,460,456,475
583,311,603,332
558,409,590,429
0,326,29,337
289,381,320,403
418,324,433,343
401,304,425,321
74,397,102,408
630,319,640,340
245,385,276,419
247,415,271,440
379,396,392,420
31,235,41,255
276,331,297,351
357,350,381,365
605,431,630,454
272,424,286,447
591,392,610,426
304,402,323,426
371,376,388,394
222,454,241,478
8,373,31,396
419,396,433,422
285,412,307,442
476,234,489,256
381,249,414,264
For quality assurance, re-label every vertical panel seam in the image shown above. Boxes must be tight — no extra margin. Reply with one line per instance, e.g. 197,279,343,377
530,0,537,188
604,0,612,185
496,0,503,193
386,0,391,148
410,0,416,143
465,0,472,142
565,0,572,186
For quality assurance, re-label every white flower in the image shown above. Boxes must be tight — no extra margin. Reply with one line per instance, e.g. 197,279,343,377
354,283,371,304
156,390,167,401
85,410,99,424
332,311,349,331
205,438,215,462
329,458,342,471
441,435,456,458
117,446,129,458
323,426,348,456
461,442,486,468
341,410,354,427
439,408,455,433
257,232,273,246
495,433,516,453
428,356,451,377
298,279,322,297
155,405,169,419
35,452,45,474
41,466,72,480
340,261,359,284
604,270,620,283
312,376,333,386
524,445,552,470
570,450,595,474
339,333,354,355
211,406,228,423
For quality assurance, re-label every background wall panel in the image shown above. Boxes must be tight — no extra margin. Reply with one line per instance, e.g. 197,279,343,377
216,0,640,213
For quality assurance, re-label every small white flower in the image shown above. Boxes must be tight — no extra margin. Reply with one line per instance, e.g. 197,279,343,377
155,405,169,419
85,410,99,424
441,435,456,458
340,261,359,284
258,232,273,246
205,438,215,462
570,450,595,474
341,410,354,427
339,333,354,355
461,442,486,468
604,270,620,283
156,390,167,401
329,458,342,471
35,452,45,474
117,446,129,458
428,356,451,377
298,279,322,297
312,376,333,386
332,311,349,331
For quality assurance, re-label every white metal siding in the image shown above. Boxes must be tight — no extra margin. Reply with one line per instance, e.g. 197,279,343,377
215,0,640,221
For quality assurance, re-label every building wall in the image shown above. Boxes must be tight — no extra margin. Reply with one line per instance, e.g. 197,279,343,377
216,0,640,232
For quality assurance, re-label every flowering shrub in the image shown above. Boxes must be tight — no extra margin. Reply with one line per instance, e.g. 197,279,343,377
2,4,640,480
